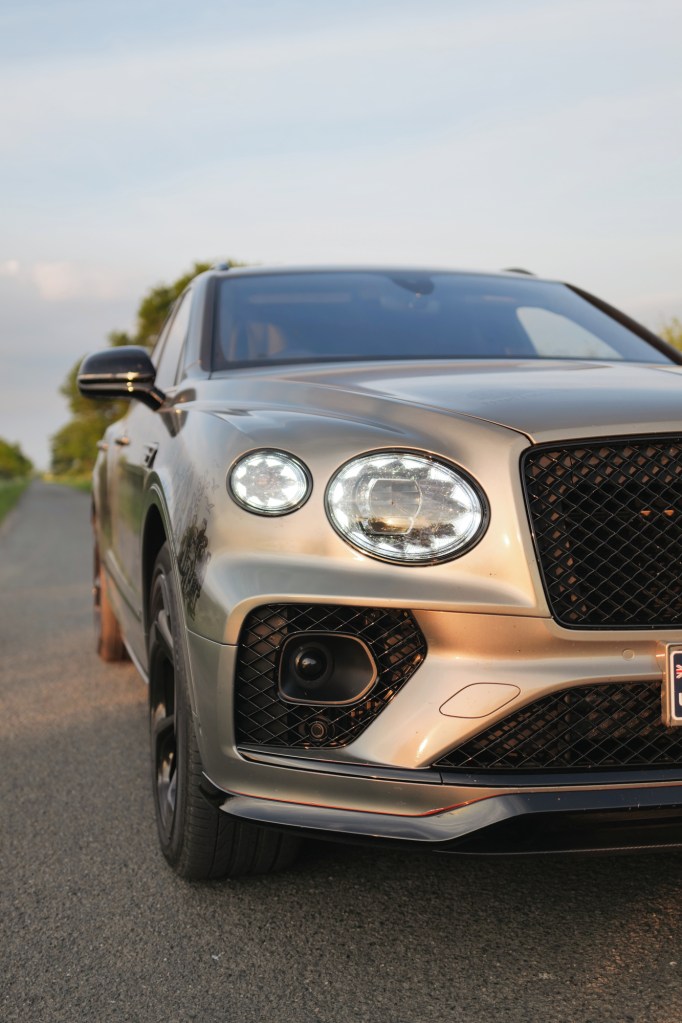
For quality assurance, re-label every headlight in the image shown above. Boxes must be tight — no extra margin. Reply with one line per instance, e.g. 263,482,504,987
229,450,311,515
325,451,487,564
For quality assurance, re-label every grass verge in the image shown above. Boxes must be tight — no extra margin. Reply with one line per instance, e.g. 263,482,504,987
0,478,30,525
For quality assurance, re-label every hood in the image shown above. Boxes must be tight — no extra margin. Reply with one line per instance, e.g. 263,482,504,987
273,359,682,443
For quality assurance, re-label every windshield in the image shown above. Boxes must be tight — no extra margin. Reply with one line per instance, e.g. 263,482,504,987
211,271,672,369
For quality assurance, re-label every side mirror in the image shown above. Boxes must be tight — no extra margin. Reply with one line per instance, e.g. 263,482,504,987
77,346,165,410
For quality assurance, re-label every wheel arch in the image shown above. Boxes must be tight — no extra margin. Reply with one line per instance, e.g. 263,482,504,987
142,501,169,638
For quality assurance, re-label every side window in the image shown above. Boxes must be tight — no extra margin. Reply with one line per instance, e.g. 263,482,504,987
154,290,193,389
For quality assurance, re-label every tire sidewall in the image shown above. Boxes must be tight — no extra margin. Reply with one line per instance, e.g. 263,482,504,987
149,543,193,867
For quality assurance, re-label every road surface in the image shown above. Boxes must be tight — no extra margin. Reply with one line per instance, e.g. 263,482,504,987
2,482,682,1022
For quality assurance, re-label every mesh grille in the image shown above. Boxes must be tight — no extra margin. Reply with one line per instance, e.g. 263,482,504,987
523,437,682,628
234,603,426,749
435,682,682,772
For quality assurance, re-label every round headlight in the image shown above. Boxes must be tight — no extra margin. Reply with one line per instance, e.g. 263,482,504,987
325,451,487,564
229,450,311,515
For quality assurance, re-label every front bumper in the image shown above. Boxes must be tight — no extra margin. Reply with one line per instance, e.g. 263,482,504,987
185,610,682,854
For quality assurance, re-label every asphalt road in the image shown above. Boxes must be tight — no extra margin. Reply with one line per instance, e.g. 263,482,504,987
2,482,682,1023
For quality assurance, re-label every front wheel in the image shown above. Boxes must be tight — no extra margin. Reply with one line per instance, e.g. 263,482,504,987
148,542,300,879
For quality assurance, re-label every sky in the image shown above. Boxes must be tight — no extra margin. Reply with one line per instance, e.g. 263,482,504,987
1,0,681,469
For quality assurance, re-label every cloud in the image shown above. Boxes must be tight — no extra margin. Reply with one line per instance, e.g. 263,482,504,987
1,0,680,156
0,270,140,468
31,261,134,301
1,0,681,469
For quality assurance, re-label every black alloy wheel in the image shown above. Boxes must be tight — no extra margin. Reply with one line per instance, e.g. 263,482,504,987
148,564,178,843
147,542,301,879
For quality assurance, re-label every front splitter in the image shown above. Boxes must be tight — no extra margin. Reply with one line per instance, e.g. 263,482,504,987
218,784,682,854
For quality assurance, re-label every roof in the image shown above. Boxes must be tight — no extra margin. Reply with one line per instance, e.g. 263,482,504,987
206,264,559,284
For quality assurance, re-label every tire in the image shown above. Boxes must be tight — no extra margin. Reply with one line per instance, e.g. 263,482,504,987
94,538,126,662
148,542,300,880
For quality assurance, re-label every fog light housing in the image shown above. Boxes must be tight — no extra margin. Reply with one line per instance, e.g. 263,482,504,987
278,633,377,706
293,645,330,683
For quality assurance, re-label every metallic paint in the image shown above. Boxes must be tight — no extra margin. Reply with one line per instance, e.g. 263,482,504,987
85,267,682,852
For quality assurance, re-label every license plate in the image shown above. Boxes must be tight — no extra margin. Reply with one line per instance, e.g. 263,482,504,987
662,644,682,727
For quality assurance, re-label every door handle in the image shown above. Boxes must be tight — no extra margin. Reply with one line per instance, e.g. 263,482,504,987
114,435,130,447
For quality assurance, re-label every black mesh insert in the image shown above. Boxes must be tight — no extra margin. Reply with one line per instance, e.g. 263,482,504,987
523,437,682,628
234,603,426,749
435,682,682,772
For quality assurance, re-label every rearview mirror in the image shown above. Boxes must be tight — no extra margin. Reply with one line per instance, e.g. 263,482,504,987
77,346,165,410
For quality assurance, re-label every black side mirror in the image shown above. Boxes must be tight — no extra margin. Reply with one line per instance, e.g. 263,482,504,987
77,346,165,410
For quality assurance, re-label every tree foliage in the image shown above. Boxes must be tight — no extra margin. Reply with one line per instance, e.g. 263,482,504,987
134,262,214,346
51,261,240,475
661,318,682,352
0,438,33,479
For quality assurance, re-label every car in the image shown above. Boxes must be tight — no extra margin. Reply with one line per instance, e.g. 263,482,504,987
77,264,682,879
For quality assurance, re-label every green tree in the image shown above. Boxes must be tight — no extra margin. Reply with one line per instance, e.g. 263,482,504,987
661,317,682,353
51,335,129,476
0,438,33,479
51,260,241,475
134,262,214,346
